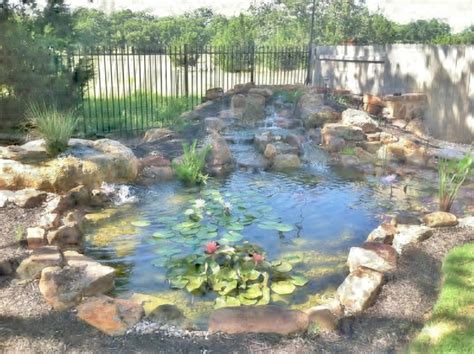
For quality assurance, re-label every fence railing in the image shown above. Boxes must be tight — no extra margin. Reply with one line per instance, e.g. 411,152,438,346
69,45,310,135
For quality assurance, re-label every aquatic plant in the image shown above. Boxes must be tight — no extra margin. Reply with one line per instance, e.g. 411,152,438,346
25,102,77,156
173,140,212,185
438,152,473,212
166,242,308,309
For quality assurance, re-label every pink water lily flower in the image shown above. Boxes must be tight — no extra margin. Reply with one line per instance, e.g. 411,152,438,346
205,241,219,254
252,252,265,265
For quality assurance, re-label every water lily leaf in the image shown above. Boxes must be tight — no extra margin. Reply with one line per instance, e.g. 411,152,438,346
215,296,241,309
244,284,262,299
184,208,195,216
258,221,294,232
152,231,174,239
239,294,257,305
271,293,289,304
290,274,309,286
180,228,199,236
170,276,188,289
273,261,293,273
257,287,270,305
131,220,150,227
159,216,179,224
186,275,206,292
228,223,244,231
271,281,296,295
154,246,181,257
196,230,217,240
218,280,238,296
221,231,243,244
283,254,304,264
246,269,261,281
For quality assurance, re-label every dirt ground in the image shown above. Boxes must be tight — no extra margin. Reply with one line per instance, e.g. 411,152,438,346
0,205,473,353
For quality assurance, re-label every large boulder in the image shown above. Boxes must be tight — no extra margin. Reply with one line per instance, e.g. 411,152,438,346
385,138,428,166
303,106,340,129
366,222,398,243
77,295,144,336
341,109,379,133
8,189,47,208
39,255,115,310
47,224,84,250
347,243,397,273
242,93,266,123
248,87,273,98
205,132,234,176
16,246,65,279
0,139,139,193
208,305,309,335
392,225,433,253
271,154,301,170
295,93,325,120
204,117,226,133
231,94,246,118
337,268,383,314
422,212,458,227
321,124,366,142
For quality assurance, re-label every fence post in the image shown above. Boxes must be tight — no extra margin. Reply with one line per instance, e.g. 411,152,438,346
250,45,255,84
184,44,189,97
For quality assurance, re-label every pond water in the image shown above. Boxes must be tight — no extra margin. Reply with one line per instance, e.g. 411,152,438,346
83,102,473,328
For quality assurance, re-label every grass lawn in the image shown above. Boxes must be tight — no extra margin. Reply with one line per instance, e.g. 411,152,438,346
409,243,474,353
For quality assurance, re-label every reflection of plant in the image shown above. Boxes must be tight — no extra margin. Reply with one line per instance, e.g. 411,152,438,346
438,153,473,212
25,102,77,156
173,140,211,185
166,242,308,308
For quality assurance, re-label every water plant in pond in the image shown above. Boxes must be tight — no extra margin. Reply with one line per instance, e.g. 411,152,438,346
25,102,77,156
166,242,308,309
173,140,212,185
438,152,473,212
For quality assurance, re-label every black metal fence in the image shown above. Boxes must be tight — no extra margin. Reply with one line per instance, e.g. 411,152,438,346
66,45,310,134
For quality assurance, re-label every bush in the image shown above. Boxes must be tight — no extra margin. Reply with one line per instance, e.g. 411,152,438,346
26,103,77,157
438,152,473,212
173,140,211,185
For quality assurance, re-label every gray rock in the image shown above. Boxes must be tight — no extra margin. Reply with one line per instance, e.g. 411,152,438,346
272,154,301,170
392,225,433,253
347,243,397,273
10,189,47,208
242,93,266,123
341,109,379,133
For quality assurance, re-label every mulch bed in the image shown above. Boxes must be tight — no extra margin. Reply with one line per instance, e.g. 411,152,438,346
0,204,472,353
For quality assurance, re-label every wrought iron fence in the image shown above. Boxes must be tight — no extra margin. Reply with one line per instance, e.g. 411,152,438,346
66,45,310,135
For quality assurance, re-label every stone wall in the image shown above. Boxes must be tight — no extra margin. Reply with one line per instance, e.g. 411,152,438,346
312,44,474,143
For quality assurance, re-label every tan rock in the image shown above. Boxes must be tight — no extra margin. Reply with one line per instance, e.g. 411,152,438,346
272,154,300,170
392,225,433,253
341,109,379,133
307,307,338,332
205,132,234,176
248,87,273,97
204,117,226,133
230,94,246,118
77,296,144,336
10,189,47,208
208,305,309,335
0,190,14,208
16,246,65,279
205,87,224,100
337,268,383,314
422,212,458,227
296,93,325,120
242,93,266,123
322,123,366,143
47,224,83,250
26,227,47,249
264,144,278,160
143,128,174,143
367,222,398,243
347,243,397,273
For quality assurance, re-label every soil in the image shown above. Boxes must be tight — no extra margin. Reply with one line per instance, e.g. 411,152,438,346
0,204,473,353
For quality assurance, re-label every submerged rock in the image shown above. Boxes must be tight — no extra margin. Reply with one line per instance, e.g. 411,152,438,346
208,305,309,335
272,154,301,170
422,211,458,227
77,295,144,336
337,268,383,314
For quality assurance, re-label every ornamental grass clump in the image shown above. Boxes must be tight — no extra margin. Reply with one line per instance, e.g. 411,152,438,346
173,140,211,185
25,103,77,157
438,152,473,212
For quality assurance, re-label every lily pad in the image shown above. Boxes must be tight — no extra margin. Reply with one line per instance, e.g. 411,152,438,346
215,296,241,309
170,276,188,289
152,231,174,239
257,221,294,232
273,261,293,273
220,231,244,244
290,274,309,286
271,281,296,295
186,276,206,292
257,287,271,305
131,220,151,227
154,246,182,257
243,284,262,299
239,294,257,305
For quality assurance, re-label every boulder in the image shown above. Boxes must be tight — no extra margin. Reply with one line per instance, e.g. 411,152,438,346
242,93,266,123
303,106,339,128
9,189,47,208
392,225,433,253
47,224,83,250
139,166,175,182
323,135,345,153
264,144,278,160
16,246,65,279
347,243,397,273
341,109,379,133
249,87,273,97
391,212,421,226
205,87,224,101
0,259,13,276
272,154,300,170
385,138,428,166
204,117,226,133
296,93,325,120
337,268,383,314
306,307,338,332
366,222,398,243
254,131,273,152
208,305,309,335
205,132,234,176
77,295,144,336
39,261,115,310
0,139,139,193
321,123,366,144
26,227,47,249
231,94,246,118
0,190,14,208
143,128,175,143
148,304,189,328
422,212,458,227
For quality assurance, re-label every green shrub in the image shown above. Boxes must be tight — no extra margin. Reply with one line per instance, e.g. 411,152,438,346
26,103,77,157
173,140,211,185
438,152,473,212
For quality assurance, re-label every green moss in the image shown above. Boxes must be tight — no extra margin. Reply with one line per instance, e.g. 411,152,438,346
409,243,474,353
